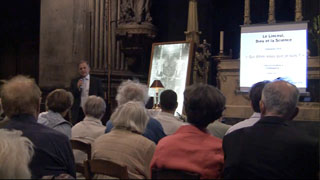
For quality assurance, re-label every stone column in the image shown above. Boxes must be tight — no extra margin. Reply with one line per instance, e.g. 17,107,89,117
185,0,201,44
268,0,276,24
244,0,251,25
295,0,303,21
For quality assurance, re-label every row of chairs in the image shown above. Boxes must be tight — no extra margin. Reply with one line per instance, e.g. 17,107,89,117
70,139,200,179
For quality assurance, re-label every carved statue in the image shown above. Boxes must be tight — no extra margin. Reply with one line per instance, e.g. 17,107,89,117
120,0,152,24
193,40,211,84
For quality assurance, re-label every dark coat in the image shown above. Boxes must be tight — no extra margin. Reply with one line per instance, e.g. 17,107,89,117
223,116,319,179
4,114,76,178
70,76,104,124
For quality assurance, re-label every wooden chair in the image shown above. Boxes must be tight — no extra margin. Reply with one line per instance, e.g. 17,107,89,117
151,168,201,179
84,159,129,179
70,139,92,175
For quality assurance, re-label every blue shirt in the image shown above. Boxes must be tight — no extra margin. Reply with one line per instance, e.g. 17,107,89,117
3,114,76,178
105,117,166,144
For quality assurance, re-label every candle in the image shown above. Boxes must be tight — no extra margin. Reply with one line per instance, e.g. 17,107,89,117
220,31,224,53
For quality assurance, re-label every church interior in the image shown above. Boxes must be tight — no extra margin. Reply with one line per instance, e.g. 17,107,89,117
0,0,319,179
0,0,319,128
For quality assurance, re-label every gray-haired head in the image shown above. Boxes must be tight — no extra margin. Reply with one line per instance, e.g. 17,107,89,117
116,80,149,106
0,75,41,118
83,95,106,119
261,80,299,119
0,129,34,179
111,101,149,134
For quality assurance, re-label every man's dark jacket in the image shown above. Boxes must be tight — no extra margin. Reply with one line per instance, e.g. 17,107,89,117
223,116,319,179
70,76,104,124
3,114,76,178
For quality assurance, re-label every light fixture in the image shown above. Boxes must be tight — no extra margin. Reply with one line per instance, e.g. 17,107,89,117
150,80,164,109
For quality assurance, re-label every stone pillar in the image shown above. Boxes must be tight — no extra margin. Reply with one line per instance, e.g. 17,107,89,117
268,0,276,24
244,0,251,25
295,0,303,21
185,0,201,44
39,0,90,89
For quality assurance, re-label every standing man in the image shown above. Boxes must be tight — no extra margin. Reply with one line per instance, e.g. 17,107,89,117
223,80,319,179
70,60,104,125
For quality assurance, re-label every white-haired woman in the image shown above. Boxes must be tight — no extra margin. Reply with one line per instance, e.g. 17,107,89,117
92,101,156,179
0,129,34,179
105,80,166,144
71,96,106,168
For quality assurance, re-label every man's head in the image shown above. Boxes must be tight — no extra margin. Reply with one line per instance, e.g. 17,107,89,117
78,60,90,78
46,89,74,114
83,95,106,119
184,83,226,129
0,75,41,118
160,89,178,113
249,81,270,113
260,80,299,120
116,80,149,106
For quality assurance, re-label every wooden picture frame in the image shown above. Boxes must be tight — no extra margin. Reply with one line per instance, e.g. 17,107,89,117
147,41,194,115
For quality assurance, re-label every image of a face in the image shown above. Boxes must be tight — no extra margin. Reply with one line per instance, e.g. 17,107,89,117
78,62,90,77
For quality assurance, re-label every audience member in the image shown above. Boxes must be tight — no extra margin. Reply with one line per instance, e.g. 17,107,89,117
206,117,231,139
70,60,104,125
105,80,166,144
71,95,106,165
225,80,270,135
150,83,225,179
0,129,34,179
153,89,186,135
0,80,8,127
38,89,73,138
223,80,319,179
1,75,76,178
92,101,156,179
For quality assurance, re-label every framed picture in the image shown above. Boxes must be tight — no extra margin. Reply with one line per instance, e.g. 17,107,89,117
147,41,194,115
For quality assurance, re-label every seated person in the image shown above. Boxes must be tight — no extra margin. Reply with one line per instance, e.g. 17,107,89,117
153,89,186,135
0,129,34,179
105,80,166,144
2,75,75,178
38,89,74,138
92,101,156,179
225,80,270,135
223,80,319,179
150,83,225,179
206,117,231,139
71,95,106,164
0,80,9,128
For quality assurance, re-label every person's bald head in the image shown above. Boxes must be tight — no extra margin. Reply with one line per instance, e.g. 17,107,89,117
260,80,299,119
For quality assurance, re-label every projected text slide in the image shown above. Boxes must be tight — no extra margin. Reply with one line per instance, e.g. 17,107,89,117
240,30,307,89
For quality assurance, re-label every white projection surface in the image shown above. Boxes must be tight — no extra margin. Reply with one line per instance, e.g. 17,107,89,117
240,22,308,92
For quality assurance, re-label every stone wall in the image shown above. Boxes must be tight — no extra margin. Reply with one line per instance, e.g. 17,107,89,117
39,0,89,89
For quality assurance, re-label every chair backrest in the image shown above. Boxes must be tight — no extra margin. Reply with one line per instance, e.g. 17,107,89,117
151,168,201,179
70,139,92,175
84,159,129,179
70,139,92,160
